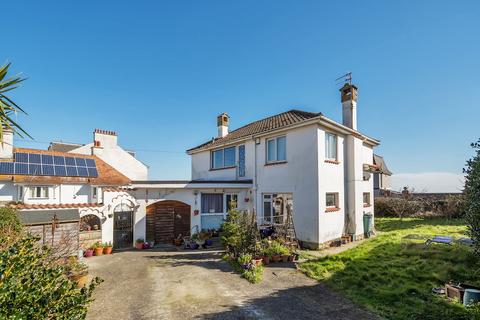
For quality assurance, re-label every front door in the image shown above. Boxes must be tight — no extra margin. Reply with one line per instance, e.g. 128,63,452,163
113,211,133,249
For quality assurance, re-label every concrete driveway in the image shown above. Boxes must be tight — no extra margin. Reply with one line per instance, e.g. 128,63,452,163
86,247,379,320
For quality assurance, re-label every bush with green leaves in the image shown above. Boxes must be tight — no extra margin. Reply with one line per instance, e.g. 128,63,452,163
0,208,102,319
464,139,480,256
262,240,290,258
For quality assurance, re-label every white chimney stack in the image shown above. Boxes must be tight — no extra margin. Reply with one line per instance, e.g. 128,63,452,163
340,83,358,130
0,128,14,159
217,113,229,138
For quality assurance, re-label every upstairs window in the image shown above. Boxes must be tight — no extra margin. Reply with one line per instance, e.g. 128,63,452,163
211,147,236,169
325,133,337,160
30,186,49,199
266,136,286,163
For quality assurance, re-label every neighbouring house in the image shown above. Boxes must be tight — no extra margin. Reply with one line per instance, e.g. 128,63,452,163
130,82,380,249
372,154,392,196
0,129,141,251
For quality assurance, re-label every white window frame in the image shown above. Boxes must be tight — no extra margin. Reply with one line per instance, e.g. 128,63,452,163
325,192,339,208
325,132,338,161
263,194,273,223
29,186,49,199
225,193,238,212
266,136,287,163
211,146,236,169
363,192,371,205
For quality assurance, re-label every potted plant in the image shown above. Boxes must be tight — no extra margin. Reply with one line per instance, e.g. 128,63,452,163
103,242,113,255
238,254,253,270
84,247,94,258
174,235,183,246
93,242,103,256
66,258,89,288
135,238,144,250
251,256,263,267
267,241,289,263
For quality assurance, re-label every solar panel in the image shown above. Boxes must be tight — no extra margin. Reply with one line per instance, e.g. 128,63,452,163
15,153,28,163
28,164,41,175
54,156,65,165
54,165,66,176
75,157,87,167
15,163,29,174
0,162,14,174
85,158,96,167
10,152,98,178
42,165,54,175
29,153,41,164
65,157,76,166
77,166,88,177
87,167,98,177
41,154,53,164
66,166,78,176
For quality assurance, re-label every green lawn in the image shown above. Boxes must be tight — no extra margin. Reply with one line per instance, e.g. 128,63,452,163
299,218,480,320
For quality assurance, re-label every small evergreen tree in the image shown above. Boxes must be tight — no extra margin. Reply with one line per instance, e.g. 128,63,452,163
464,139,480,256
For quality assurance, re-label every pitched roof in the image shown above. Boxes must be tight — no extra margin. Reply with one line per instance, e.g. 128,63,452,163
0,147,131,185
48,141,84,153
187,109,321,153
373,154,392,175
10,202,103,210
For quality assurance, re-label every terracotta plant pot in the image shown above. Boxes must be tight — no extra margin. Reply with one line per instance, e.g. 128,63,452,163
84,249,94,258
272,255,282,263
252,258,263,267
174,239,182,246
135,242,143,250
262,256,270,265
282,255,289,263
103,246,113,255
71,273,88,288
94,247,103,256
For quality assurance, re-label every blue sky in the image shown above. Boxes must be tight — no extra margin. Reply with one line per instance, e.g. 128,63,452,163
2,1,478,191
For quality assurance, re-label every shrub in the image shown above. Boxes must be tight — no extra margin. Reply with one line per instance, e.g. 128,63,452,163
434,194,466,219
220,210,258,258
374,197,424,218
464,139,480,256
0,207,22,233
0,234,102,319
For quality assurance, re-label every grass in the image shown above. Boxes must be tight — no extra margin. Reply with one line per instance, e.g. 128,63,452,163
299,217,480,320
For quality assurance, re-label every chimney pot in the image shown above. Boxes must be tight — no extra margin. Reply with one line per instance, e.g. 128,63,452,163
340,83,358,130
217,113,229,138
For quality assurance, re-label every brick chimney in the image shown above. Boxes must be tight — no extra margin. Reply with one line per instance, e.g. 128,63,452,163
217,113,229,138
93,129,118,149
340,83,358,130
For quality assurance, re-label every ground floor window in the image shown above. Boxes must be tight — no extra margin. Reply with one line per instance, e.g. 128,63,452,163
326,193,339,208
262,193,293,225
201,193,223,213
363,192,371,206
226,193,238,212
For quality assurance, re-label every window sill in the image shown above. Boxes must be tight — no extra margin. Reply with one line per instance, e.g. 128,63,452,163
209,166,236,171
265,161,287,166
201,212,226,216
325,159,340,165
325,207,341,213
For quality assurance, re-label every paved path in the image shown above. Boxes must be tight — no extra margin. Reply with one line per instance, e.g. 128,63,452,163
86,247,379,320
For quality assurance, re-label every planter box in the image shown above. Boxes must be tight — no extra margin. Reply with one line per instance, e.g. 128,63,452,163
446,283,480,302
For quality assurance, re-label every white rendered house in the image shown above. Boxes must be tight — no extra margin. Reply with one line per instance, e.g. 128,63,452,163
0,129,141,250
132,83,380,248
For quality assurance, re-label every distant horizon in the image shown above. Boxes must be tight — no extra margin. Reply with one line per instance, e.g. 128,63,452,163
3,1,478,192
